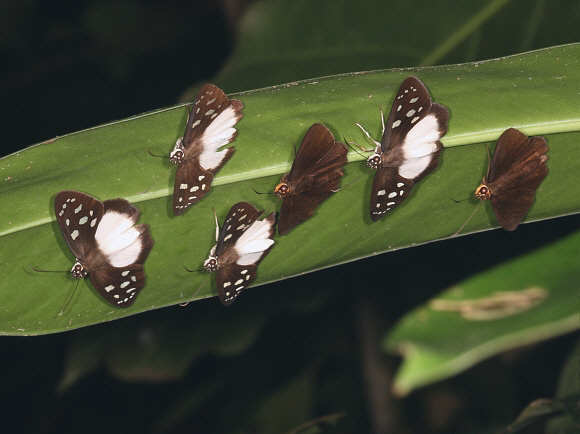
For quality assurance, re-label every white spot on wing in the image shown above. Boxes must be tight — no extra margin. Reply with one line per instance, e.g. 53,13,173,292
388,192,397,198
377,190,386,196
392,120,401,129
71,230,79,240
79,216,88,225
180,183,188,189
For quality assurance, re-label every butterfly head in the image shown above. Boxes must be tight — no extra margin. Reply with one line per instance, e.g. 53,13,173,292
366,153,382,170
475,184,491,201
70,260,87,278
274,182,290,198
203,256,218,272
169,138,185,164
204,246,218,272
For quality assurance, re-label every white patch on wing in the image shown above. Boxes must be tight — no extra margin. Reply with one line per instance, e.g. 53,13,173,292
399,154,433,179
95,211,142,267
199,106,240,171
401,114,441,159
396,113,441,179
234,218,274,266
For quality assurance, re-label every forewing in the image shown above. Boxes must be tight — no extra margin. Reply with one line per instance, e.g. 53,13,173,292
487,128,549,184
173,159,214,215
370,168,413,222
182,84,243,172
216,202,262,256
382,76,434,151
287,123,347,181
182,84,230,145
216,264,258,306
55,191,104,259
89,264,146,307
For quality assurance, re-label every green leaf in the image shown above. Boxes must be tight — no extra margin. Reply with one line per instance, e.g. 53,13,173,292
1,43,580,334
384,229,580,397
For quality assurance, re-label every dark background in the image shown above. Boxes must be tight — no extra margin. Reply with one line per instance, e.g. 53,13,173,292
1,1,579,433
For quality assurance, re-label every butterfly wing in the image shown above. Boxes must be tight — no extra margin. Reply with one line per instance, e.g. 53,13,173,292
486,128,549,186
369,169,414,222
215,202,263,256
486,129,549,231
173,159,215,215
55,191,104,260
216,263,258,306
94,199,154,268
173,84,243,215
88,263,146,307
215,209,276,305
279,123,347,234
370,77,448,220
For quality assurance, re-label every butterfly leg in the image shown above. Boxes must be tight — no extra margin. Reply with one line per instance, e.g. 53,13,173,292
355,123,381,151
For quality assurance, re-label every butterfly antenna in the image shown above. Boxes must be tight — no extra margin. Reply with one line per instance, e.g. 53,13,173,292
343,136,367,158
453,201,483,236
331,174,365,193
251,187,277,195
146,149,170,159
141,165,175,194
58,279,81,316
179,280,206,306
183,265,204,273
450,196,473,203
28,265,68,273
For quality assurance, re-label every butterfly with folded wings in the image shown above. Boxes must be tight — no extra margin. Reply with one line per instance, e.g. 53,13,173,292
54,191,154,308
357,76,449,221
203,202,276,306
274,123,348,235
170,84,244,215
472,128,549,231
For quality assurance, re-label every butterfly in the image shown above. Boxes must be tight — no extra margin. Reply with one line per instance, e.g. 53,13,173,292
54,191,154,307
356,76,449,221
170,84,244,215
274,123,348,235
471,127,549,231
203,202,276,306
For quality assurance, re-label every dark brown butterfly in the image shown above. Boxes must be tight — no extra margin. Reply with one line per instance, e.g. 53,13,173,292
471,128,549,231
274,123,348,235
54,191,154,307
170,84,244,215
203,202,276,306
357,76,449,221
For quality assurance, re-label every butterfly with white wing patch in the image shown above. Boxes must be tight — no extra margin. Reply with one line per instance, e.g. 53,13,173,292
170,84,244,215
203,202,276,306
357,76,449,221
54,191,154,308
